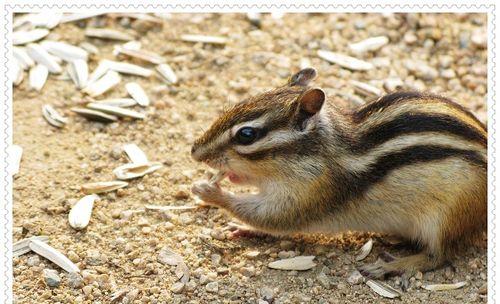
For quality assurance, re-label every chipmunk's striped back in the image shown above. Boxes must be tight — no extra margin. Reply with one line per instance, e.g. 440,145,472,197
338,92,487,191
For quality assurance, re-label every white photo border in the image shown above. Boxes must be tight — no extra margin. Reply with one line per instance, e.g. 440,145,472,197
0,2,497,303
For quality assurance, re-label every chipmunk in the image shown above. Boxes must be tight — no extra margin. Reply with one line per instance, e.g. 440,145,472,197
191,68,487,284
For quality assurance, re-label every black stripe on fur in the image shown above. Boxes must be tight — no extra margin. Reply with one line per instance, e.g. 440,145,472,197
350,145,486,199
353,113,487,153
352,91,486,132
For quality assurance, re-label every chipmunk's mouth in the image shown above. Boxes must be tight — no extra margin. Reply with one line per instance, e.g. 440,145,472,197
203,158,248,184
227,172,244,184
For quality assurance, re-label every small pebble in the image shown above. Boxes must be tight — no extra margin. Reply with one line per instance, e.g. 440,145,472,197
27,255,40,267
316,272,331,288
67,272,84,289
415,271,423,280
245,250,260,259
347,270,364,285
174,190,190,200
82,285,92,296
240,266,256,277
43,269,61,287
185,280,197,291
199,274,210,285
205,281,219,293
170,282,185,294
441,69,457,79
86,249,106,265
261,286,274,301
211,254,222,265
210,229,226,241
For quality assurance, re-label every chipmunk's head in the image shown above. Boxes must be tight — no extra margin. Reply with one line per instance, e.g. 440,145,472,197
191,68,327,185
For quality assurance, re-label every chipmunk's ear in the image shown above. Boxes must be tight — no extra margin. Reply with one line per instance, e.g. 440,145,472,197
289,68,317,86
298,88,325,115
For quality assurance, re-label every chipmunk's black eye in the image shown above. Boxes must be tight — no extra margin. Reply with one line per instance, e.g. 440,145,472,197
235,127,258,145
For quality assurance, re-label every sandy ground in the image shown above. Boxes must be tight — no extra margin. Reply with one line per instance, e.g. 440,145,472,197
12,13,487,303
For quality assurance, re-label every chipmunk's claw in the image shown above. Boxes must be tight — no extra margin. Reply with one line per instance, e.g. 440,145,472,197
359,260,391,279
359,254,421,291
379,251,397,263
191,180,226,207
225,221,269,239
358,258,403,279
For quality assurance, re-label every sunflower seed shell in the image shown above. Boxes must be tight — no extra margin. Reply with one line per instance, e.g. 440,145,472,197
79,42,99,55
383,78,405,92
106,60,152,77
87,60,110,85
60,13,106,23
113,40,142,56
9,145,23,176
126,82,150,106
13,236,49,257
68,59,89,89
113,162,163,180
36,12,63,28
422,281,467,291
176,263,190,283
13,47,35,70
349,36,389,54
81,181,129,194
41,40,89,62
180,34,227,45
123,143,149,164
356,238,374,261
13,29,49,45
93,98,137,107
26,43,62,74
110,13,163,23
210,171,227,184
156,63,178,84
71,107,118,122
158,246,184,266
351,81,382,99
87,103,145,119
317,50,374,71
366,279,402,299
117,48,165,64
29,64,49,91
42,104,68,128
68,194,99,229
268,256,316,271
12,60,24,86
82,70,121,97
246,12,262,27
85,28,135,41
29,239,80,272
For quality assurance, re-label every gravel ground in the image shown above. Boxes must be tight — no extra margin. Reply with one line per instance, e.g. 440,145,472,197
12,13,487,303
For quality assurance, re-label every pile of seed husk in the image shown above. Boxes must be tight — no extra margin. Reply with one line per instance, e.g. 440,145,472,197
13,13,199,126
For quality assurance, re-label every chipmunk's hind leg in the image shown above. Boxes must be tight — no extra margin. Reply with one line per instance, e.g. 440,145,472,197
226,221,277,239
358,251,446,290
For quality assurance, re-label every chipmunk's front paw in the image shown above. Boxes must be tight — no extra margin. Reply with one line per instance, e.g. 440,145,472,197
191,181,227,207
